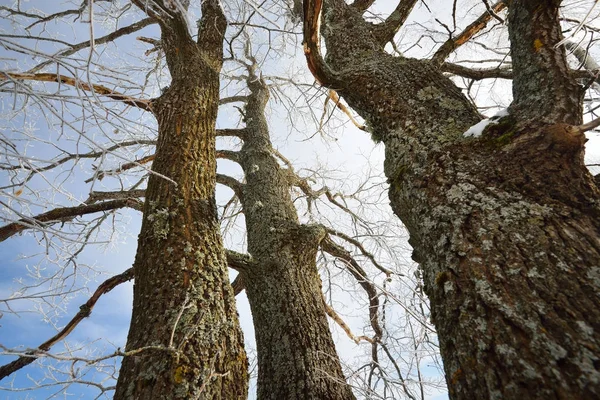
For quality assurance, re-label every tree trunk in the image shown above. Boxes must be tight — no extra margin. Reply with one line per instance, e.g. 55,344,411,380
306,0,600,398
237,71,356,399
114,2,247,398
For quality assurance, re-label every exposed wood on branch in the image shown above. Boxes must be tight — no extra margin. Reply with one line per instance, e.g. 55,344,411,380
324,89,366,131
303,0,331,85
322,293,375,344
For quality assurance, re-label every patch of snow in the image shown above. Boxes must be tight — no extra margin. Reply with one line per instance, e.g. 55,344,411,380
494,108,509,118
463,108,509,138
464,119,493,138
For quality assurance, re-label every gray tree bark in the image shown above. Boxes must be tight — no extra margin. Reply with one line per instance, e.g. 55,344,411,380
114,1,248,398
233,65,356,399
303,0,600,398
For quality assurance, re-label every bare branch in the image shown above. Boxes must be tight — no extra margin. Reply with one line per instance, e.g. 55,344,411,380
323,227,393,277
85,154,156,183
373,0,418,46
216,128,247,139
86,190,147,203
0,267,134,380
350,0,376,13
442,62,512,80
28,18,155,74
443,62,595,82
225,250,256,273
0,199,143,243
217,173,245,198
0,5,42,20
231,274,245,296
1,72,152,111
220,95,249,105
321,236,383,341
432,1,507,65
0,140,157,173
216,149,241,163
24,2,88,30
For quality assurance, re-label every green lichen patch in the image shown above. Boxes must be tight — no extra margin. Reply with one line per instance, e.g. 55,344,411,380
146,207,178,240
483,115,519,147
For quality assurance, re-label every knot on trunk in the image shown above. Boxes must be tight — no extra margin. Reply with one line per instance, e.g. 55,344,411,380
542,123,587,155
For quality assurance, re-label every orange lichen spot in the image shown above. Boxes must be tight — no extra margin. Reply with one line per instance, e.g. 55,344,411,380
534,39,544,52
14,188,23,196
451,368,463,385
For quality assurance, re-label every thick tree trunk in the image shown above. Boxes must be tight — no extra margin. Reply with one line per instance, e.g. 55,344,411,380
306,0,600,398
114,2,247,398
237,72,356,399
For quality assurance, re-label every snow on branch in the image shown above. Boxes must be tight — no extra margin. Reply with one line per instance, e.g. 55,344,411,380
463,108,509,138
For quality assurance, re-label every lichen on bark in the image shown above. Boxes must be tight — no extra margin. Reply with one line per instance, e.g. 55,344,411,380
302,0,600,398
234,65,356,399
114,1,248,398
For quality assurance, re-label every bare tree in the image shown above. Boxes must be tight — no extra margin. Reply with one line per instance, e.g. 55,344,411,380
0,0,251,398
9,0,598,399
0,1,438,399
223,54,355,398
303,0,600,398
110,1,250,398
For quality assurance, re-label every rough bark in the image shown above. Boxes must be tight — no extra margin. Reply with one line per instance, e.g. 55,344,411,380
236,68,355,399
303,0,600,398
507,0,582,125
114,1,248,398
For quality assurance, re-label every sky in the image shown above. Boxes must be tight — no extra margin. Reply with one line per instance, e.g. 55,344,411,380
1,1,600,399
